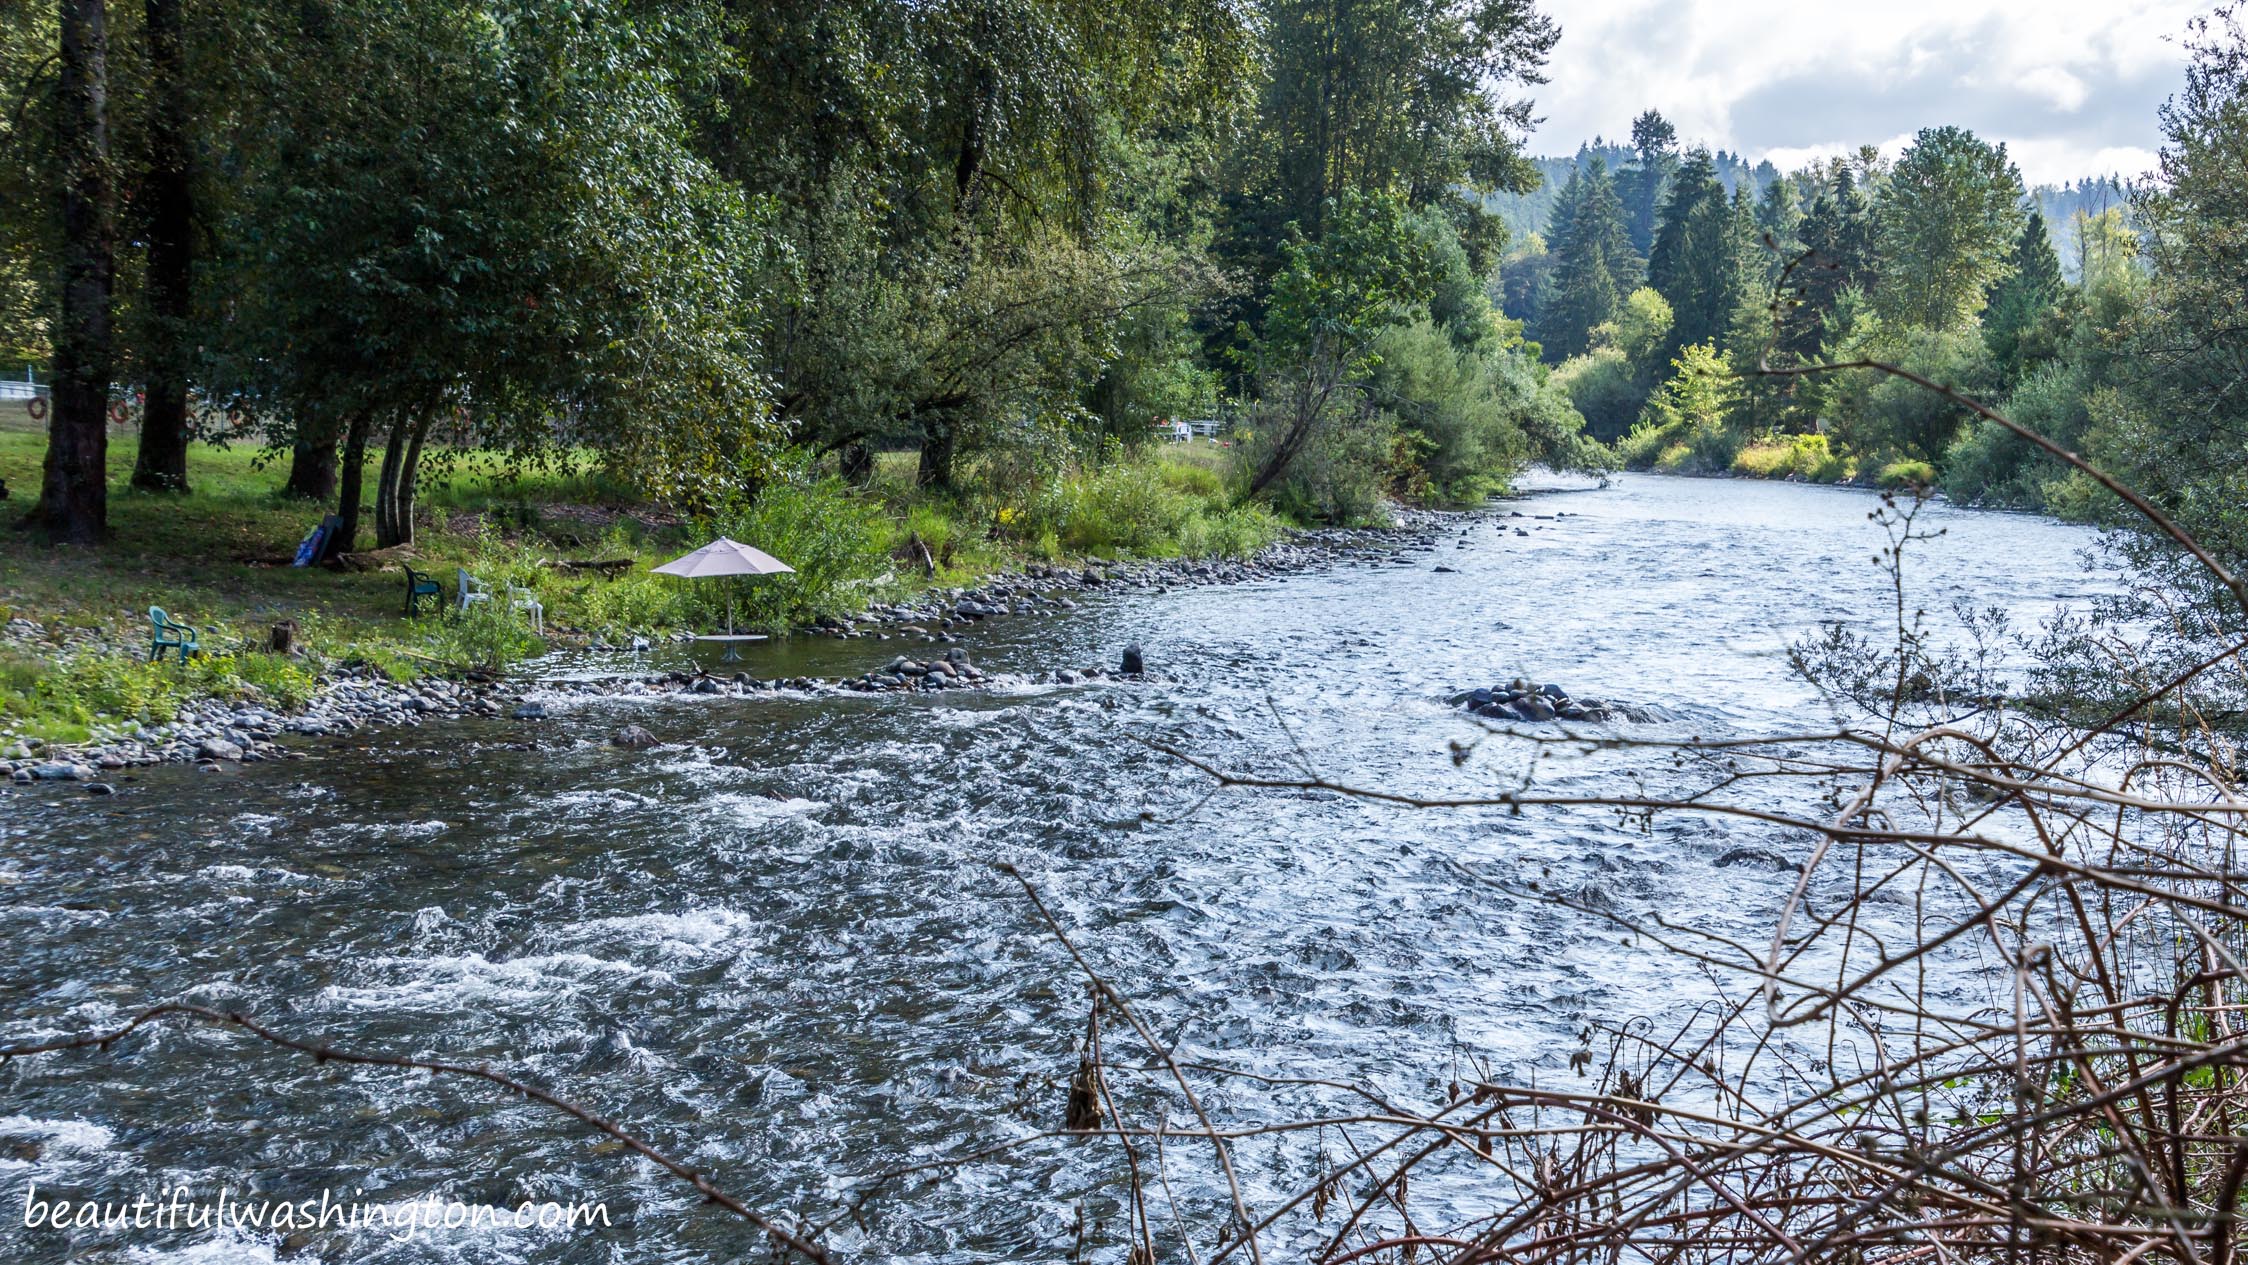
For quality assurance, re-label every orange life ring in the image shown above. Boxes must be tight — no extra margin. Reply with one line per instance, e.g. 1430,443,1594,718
24,396,47,421
108,400,129,424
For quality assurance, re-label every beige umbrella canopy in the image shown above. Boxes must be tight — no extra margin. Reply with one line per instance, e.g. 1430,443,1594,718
652,537,794,634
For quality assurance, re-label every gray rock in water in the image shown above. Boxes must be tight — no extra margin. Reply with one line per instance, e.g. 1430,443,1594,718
509,702,549,721
1716,847,1800,873
1517,698,1558,722
30,762,93,781
610,724,659,749
690,678,722,695
194,738,245,763
1120,643,1145,675
84,782,116,796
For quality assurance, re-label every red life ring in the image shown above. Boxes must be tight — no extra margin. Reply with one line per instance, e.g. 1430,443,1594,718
24,396,47,421
108,400,129,424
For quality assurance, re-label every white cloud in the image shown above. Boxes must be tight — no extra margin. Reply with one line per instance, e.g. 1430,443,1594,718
1522,0,2215,184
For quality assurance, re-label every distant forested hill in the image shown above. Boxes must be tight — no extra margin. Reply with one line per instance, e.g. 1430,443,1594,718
1485,143,1780,244
1490,150,2132,277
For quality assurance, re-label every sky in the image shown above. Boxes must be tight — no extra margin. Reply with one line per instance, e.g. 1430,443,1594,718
1522,0,2216,186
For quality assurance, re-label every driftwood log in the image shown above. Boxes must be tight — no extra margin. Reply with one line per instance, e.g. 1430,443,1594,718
894,531,936,579
327,544,417,573
556,558,634,578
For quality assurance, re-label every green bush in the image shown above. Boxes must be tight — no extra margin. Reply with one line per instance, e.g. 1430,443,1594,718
0,648,192,741
1176,502,1285,560
1732,434,1852,482
422,602,548,672
193,651,320,708
1045,459,1200,554
574,568,690,637
1618,344,1740,473
1877,458,1939,489
699,463,892,630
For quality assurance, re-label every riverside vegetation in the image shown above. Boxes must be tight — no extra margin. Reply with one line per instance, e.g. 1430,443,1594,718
2,0,1599,746
11,0,2248,1260
0,427,1307,747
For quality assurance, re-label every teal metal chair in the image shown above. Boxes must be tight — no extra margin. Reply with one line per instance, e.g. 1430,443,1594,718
403,565,442,616
148,607,199,663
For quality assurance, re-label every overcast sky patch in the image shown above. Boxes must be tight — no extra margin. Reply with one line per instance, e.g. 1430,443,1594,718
1524,0,2214,185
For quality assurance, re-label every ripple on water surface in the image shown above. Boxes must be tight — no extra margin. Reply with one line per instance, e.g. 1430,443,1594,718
0,476,2106,1262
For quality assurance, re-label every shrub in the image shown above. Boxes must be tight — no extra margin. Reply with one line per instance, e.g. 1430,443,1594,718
194,651,320,709
1731,434,1852,482
572,569,688,637
699,463,892,630
1176,503,1285,560
1618,343,1739,473
1877,458,1939,489
422,602,548,672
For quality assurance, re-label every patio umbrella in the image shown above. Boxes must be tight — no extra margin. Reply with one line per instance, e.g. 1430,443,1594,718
651,537,794,634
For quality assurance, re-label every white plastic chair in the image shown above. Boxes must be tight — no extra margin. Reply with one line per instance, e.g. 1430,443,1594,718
506,584,544,633
456,568,492,616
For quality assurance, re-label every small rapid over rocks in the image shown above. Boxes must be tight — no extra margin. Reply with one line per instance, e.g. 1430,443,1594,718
0,475,2107,1264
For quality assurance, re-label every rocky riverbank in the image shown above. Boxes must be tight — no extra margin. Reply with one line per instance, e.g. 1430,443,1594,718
4,508,1490,789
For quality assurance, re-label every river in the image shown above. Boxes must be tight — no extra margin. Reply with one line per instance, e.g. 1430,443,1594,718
0,475,2108,1264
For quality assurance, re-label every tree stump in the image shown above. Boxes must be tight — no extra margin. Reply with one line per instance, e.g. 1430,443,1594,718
268,620,298,655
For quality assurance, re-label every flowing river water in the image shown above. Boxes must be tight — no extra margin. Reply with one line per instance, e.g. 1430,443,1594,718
0,475,2110,1264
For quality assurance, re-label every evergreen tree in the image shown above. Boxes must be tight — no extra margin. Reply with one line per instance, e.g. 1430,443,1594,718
1777,169,1878,367
1538,157,1634,360
1617,109,1677,257
1645,150,1743,363
1981,208,2066,383
1752,175,1801,280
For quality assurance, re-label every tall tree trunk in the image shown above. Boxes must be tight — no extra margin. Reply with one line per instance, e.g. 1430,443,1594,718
1246,354,1344,500
324,410,371,560
373,412,432,548
916,418,956,492
283,434,337,501
395,411,431,545
27,0,114,542
373,417,408,547
840,439,873,486
129,0,191,494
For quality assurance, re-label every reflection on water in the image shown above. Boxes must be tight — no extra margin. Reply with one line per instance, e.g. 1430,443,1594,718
0,475,2106,1263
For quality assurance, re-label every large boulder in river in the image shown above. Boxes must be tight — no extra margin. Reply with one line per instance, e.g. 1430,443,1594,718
195,738,244,763
1120,643,1145,675
610,724,659,749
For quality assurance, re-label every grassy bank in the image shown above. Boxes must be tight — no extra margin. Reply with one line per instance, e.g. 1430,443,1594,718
0,432,1282,745
1612,428,1943,491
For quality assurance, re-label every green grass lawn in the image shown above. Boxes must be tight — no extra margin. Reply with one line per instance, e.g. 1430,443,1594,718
0,430,1276,745
0,431,653,639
